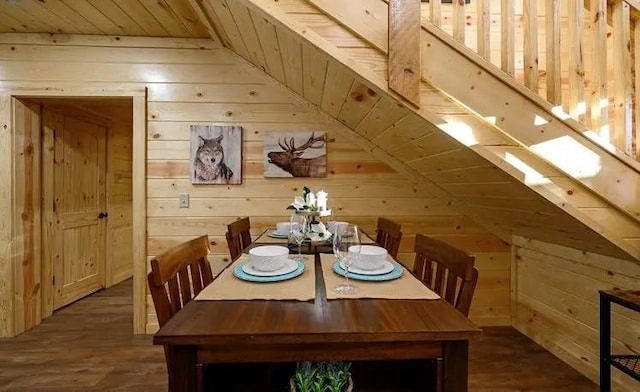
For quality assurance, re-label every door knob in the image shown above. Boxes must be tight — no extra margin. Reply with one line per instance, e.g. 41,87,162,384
98,212,109,219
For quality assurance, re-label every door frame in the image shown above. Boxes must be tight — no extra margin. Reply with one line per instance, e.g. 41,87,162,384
0,88,147,337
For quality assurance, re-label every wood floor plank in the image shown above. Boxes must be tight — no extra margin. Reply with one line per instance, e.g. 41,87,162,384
0,279,597,391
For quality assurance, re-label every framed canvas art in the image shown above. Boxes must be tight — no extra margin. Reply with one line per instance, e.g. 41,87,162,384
190,125,242,184
264,131,327,178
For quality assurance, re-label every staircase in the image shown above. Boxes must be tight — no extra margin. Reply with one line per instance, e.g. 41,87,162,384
194,0,640,261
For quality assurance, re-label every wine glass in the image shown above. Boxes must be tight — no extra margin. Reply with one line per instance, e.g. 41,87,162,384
333,224,360,295
290,213,308,262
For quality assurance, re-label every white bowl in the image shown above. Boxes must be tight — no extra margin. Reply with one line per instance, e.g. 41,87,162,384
276,222,291,235
248,245,288,272
348,245,387,270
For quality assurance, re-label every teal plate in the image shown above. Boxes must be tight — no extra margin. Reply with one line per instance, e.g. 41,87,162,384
267,231,290,239
332,261,403,281
233,259,305,283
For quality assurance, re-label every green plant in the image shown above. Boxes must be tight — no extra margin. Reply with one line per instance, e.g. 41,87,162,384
325,362,351,392
293,361,351,392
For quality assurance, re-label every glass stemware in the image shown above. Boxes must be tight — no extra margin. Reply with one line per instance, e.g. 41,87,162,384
290,213,308,262
333,224,360,295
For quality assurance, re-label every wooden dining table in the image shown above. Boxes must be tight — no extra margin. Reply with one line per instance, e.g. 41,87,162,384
153,234,481,391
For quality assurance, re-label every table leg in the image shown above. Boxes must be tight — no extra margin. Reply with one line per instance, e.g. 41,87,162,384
166,345,196,392
443,340,468,392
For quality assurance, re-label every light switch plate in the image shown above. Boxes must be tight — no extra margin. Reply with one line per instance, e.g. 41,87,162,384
178,193,189,208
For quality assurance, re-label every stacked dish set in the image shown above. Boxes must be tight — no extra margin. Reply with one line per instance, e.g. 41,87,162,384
233,245,305,282
268,222,291,239
333,245,403,281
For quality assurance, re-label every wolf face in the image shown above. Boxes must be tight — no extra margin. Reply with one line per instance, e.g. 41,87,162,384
194,135,234,183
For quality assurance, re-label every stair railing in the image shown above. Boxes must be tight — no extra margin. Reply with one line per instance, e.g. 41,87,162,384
422,0,640,160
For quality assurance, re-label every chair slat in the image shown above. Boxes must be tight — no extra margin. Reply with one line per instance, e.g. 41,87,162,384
167,277,182,314
191,260,203,293
434,264,446,294
178,268,192,303
444,271,458,304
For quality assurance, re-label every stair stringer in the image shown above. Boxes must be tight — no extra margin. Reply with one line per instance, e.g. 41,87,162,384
200,0,640,261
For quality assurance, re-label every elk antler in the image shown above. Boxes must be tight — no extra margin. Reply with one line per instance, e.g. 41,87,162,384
278,137,290,151
291,132,325,152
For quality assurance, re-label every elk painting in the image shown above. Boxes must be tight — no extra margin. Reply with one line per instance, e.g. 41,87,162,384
190,125,242,184
264,131,327,178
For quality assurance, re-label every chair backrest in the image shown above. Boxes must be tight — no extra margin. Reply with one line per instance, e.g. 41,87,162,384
375,217,402,258
412,234,478,317
147,235,213,327
225,217,252,261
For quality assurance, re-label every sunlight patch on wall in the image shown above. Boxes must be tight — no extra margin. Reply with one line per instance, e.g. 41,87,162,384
143,70,167,83
438,122,478,147
530,136,602,179
504,152,550,186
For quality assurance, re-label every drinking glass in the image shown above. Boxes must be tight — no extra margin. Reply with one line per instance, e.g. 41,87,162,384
290,213,308,262
333,224,360,295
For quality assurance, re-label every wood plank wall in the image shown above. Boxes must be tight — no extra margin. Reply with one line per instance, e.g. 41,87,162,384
512,236,640,391
0,33,509,335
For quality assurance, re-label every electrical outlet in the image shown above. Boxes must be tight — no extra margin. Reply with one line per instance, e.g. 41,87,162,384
178,193,189,208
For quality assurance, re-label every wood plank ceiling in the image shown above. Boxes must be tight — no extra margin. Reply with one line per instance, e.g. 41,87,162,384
0,0,209,37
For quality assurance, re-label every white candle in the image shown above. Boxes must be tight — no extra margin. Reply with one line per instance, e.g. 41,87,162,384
316,190,328,211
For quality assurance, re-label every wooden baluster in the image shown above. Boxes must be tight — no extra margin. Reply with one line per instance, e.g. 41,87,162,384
524,0,539,92
634,19,640,159
453,0,465,43
591,0,608,139
545,0,561,105
388,0,421,107
430,0,441,28
476,0,490,60
568,0,585,122
613,1,633,154
501,0,515,77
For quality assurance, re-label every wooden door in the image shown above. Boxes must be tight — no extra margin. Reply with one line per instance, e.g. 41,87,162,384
43,109,107,310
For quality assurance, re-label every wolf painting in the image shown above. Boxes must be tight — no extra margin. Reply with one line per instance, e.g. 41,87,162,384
190,125,242,184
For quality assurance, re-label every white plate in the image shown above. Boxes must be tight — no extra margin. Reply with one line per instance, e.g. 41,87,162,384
268,231,289,238
339,260,394,275
242,258,298,277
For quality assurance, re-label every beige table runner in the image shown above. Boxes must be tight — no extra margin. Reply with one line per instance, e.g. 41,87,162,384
320,254,441,300
195,254,315,301
254,230,377,245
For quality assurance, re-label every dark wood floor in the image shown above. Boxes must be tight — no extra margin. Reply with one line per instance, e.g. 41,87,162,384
0,279,596,391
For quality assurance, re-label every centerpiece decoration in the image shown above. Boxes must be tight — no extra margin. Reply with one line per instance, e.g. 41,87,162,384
287,187,332,241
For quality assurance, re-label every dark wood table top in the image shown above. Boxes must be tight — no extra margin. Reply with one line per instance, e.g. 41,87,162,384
154,253,481,347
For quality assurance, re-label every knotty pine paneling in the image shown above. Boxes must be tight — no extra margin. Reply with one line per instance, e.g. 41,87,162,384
0,34,510,334
513,236,640,391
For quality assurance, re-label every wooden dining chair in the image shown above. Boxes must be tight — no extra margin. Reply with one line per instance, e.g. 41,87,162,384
412,234,478,392
147,235,214,392
225,217,252,261
375,217,402,258
147,235,214,326
412,234,478,316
